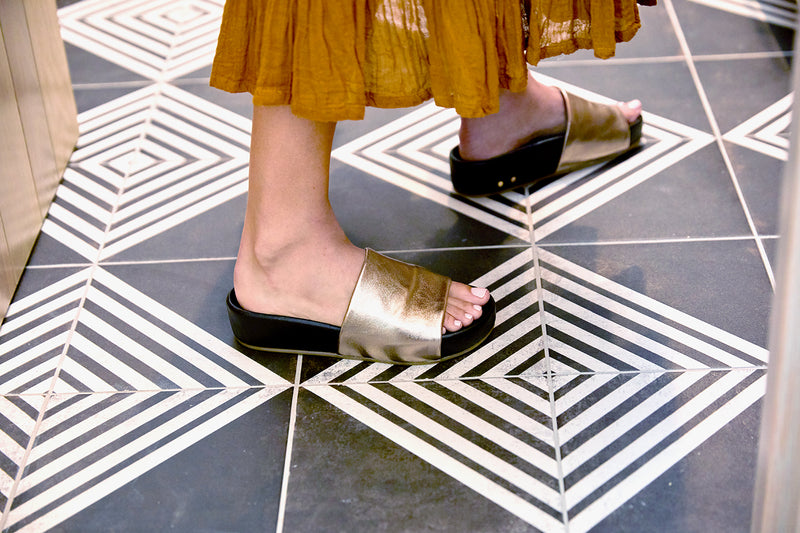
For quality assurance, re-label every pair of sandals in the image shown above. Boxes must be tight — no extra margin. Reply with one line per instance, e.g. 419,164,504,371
228,89,643,365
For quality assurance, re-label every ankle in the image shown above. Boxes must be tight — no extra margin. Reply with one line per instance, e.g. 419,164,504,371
458,81,565,161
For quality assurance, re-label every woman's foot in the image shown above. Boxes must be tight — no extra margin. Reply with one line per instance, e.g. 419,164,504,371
233,233,491,334
458,73,642,161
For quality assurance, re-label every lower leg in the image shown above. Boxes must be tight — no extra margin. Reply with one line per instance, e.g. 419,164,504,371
458,71,642,161
233,105,364,328
233,105,490,331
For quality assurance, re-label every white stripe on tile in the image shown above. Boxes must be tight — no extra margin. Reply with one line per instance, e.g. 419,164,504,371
14,388,279,532
539,249,769,361
560,371,707,477
55,357,119,393
0,316,74,361
66,331,164,391
564,369,754,508
30,392,158,462
0,398,37,440
353,382,560,504
82,292,240,388
40,221,101,261
557,373,663,444
435,380,555,443
311,384,566,532
543,291,709,370
569,373,765,533
552,373,620,415
394,381,559,477
434,314,544,380
89,269,288,386
485,378,552,414
15,389,207,496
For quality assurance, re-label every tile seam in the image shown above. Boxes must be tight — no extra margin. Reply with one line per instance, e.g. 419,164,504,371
663,0,776,289
275,357,303,533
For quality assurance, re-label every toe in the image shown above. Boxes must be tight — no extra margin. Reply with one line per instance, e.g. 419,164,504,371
619,99,642,124
443,313,464,332
443,281,491,332
449,282,491,306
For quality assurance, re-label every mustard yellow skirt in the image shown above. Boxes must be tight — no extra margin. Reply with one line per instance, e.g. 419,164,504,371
210,0,642,122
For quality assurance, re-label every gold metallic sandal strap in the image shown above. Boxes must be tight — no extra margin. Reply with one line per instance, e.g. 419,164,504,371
556,89,631,174
338,249,450,364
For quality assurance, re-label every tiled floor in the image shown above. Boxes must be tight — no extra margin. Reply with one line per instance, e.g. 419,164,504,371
0,1,795,531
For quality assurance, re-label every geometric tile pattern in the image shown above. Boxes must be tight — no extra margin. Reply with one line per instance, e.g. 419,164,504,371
59,0,224,80
723,93,793,161
0,0,780,530
41,85,250,261
332,77,715,244
302,249,768,532
562,368,765,532
688,0,798,28
0,268,289,530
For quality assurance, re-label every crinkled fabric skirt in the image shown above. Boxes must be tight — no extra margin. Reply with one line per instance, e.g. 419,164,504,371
210,0,642,121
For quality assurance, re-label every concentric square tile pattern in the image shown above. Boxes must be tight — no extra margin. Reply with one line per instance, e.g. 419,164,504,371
0,0,791,531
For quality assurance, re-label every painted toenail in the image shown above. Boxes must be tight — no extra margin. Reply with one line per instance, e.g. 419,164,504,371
465,313,473,320
454,320,462,328
474,304,482,312
442,326,447,334
471,287,488,298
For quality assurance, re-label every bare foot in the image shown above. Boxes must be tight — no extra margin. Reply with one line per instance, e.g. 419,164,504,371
233,234,491,333
459,73,642,161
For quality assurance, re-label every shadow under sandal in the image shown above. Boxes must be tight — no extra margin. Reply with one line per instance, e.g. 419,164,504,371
449,88,644,196
226,249,496,365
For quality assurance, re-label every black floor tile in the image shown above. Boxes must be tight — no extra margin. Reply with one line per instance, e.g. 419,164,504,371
588,390,762,533
173,80,254,122
695,57,792,135
285,386,547,532
106,194,246,262
8,387,291,532
96,261,298,384
63,43,151,86
725,142,785,236
541,240,773,349
331,163,530,250
672,0,796,55
537,144,754,243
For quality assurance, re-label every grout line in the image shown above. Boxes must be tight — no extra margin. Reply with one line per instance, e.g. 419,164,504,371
538,234,780,247
663,0,776,290
1,29,196,531
528,185,571,530
538,49,793,69
692,50,794,62
0,274,94,530
19,234,782,273
374,244,531,255
539,55,686,67
275,356,303,533
71,80,155,90
298,364,770,387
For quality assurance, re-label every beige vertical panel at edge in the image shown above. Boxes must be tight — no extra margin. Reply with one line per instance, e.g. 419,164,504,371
0,22,43,310
0,215,13,319
0,0,61,219
24,0,78,212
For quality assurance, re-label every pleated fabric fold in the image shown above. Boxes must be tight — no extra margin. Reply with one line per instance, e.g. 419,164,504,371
210,0,641,121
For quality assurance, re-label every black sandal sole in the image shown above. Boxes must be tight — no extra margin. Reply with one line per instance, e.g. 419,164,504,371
449,116,643,196
226,291,496,365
